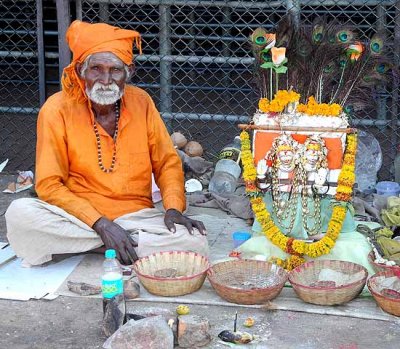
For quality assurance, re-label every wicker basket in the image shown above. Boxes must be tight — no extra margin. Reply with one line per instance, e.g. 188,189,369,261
132,251,209,296
207,260,288,305
289,260,368,305
368,271,400,316
368,251,400,274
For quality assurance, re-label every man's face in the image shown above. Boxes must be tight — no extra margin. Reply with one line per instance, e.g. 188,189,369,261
79,52,131,105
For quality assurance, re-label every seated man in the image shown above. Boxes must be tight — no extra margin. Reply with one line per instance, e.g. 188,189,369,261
5,20,208,266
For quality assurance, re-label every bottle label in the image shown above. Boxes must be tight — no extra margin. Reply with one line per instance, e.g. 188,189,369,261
219,147,241,163
102,277,123,299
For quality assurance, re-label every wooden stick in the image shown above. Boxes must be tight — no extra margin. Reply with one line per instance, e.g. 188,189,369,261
238,124,356,133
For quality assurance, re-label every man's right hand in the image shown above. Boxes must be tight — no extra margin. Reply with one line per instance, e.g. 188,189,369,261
92,217,138,265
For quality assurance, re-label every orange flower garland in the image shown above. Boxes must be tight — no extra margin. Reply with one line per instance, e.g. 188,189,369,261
296,96,342,116
240,130,357,270
258,90,300,113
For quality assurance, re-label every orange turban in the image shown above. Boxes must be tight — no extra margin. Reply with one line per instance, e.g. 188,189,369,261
61,20,142,102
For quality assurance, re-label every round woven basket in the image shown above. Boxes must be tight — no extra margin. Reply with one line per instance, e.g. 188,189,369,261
207,260,288,305
368,271,400,316
132,251,209,297
368,251,400,274
289,260,368,306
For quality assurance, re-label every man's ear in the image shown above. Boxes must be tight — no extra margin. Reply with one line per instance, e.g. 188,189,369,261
127,64,135,79
75,62,83,78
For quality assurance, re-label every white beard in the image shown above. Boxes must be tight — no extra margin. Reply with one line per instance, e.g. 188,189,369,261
86,82,123,105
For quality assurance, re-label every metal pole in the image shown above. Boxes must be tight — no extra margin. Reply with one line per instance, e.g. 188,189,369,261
188,10,196,81
159,4,172,117
286,0,300,28
376,4,387,127
56,0,71,84
89,0,394,8
222,6,232,99
390,2,400,178
37,0,46,106
76,0,83,20
99,2,110,22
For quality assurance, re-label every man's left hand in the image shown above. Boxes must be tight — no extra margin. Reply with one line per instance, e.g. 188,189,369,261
164,209,207,235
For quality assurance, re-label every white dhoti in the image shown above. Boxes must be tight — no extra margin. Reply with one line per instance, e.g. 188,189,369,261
5,198,209,266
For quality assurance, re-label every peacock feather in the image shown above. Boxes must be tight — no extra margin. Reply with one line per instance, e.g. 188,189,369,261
251,27,268,47
248,16,395,112
369,33,384,55
335,28,355,44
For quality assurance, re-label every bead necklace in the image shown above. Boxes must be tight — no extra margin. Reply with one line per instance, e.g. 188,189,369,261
299,170,322,235
271,165,299,233
93,102,120,173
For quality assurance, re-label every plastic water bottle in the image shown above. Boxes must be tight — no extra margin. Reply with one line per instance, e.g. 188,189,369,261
209,137,242,194
102,249,125,337
395,145,400,183
208,159,241,194
219,136,242,163
355,130,382,193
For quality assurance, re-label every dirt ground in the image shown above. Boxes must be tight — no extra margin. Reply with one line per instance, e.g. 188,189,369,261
1,173,400,349
1,297,400,349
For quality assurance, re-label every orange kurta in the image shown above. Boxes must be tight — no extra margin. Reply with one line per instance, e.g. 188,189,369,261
35,85,185,227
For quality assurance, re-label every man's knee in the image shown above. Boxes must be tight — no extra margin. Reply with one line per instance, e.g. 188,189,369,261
6,198,38,231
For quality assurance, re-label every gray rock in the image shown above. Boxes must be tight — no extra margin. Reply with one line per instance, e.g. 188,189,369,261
67,281,101,296
178,314,212,348
123,279,140,300
102,295,126,338
103,315,174,349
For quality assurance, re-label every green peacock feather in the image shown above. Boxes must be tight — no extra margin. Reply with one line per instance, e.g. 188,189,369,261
369,33,384,55
336,29,355,44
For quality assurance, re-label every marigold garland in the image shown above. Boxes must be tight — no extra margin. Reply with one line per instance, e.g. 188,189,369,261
296,96,342,116
240,130,357,270
258,90,301,113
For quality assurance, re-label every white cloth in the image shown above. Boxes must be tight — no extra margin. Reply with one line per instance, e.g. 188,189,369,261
6,198,209,266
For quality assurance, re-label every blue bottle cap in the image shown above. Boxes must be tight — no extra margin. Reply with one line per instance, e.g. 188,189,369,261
105,249,116,259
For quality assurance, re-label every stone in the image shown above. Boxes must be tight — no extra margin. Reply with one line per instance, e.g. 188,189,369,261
177,314,212,348
103,315,174,349
67,281,101,296
102,295,126,338
123,279,140,300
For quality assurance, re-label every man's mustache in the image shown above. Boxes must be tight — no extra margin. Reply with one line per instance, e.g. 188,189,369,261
92,83,120,92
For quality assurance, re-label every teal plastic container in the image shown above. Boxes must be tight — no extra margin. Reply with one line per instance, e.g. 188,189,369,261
232,231,252,248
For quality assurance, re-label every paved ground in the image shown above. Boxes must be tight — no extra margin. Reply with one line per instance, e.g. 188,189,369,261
1,173,400,349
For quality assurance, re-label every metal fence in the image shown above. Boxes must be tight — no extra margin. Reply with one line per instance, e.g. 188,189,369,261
0,0,399,180
0,0,45,171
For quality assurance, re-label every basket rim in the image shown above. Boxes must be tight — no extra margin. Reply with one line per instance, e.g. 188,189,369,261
132,250,210,281
368,251,400,271
288,259,368,291
367,271,400,303
207,259,288,291
209,259,287,270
